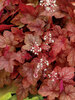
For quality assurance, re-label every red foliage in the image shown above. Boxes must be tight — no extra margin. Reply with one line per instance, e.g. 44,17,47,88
56,0,75,23
50,36,67,56
67,49,75,67
0,24,14,32
16,84,29,100
54,66,74,81
0,52,16,72
59,85,75,100
22,33,42,53
0,70,11,88
0,30,18,50
0,0,75,100
19,2,35,16
38,79,60,100
27,18,45,35
11,27,24,42
18,62,40,86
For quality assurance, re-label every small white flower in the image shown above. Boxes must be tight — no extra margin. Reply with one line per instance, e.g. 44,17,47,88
40,0,57,12
44,69,47,71
51,40,54,43
52,79,55,82
48,74,51,78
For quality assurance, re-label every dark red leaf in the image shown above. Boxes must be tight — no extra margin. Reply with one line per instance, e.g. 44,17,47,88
19,2,35,16
0,24,14,32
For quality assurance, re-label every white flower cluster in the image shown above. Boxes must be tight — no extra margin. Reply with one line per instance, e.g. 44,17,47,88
48,71,58,81
43,69,58,81
34,58,49,78
30,42,42,55
40,0,57,12
44,32,54,43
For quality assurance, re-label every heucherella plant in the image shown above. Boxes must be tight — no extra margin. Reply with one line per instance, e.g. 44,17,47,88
0,0,75,100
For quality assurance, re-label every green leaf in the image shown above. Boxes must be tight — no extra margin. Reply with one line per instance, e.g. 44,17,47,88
9,95,17,100
24,97,30,100
0,92,12,100
24,95,43,100
0,83,17,100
